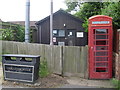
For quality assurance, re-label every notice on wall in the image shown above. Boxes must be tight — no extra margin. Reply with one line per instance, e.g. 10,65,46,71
69,32,72,35
77,32,84,37
53,37,56,42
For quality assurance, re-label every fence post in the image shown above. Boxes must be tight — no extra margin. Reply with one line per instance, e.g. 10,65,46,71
61,46,63,76
52,45,63,75
84,45,88,79
118,29,120,80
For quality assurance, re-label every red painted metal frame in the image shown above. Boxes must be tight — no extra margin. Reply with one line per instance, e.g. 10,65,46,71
88,15,113,79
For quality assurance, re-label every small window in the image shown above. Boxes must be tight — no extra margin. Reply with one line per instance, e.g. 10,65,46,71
58,30,65,37
53,29,65,37
53,30,58,37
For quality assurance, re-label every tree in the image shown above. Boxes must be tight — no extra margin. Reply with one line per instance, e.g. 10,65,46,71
64,1,120,31
65,1,104,19
2,22,25,42
74,2,104,32
65,1,104,32
14,25,25,42
75,2,103,20
64,0,81,12
2,28,14,41
101,2,120,29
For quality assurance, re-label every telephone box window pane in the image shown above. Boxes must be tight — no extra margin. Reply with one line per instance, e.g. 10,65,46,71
96,68,108,72
96,62,108,67
96,52,108,56
96,35,108,39
59,30,65,37
96,46,108,50
96,41,108,45
96,57,108,61
96,29,108,34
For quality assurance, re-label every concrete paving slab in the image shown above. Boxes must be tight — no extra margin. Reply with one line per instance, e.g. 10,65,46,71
66,77,115,88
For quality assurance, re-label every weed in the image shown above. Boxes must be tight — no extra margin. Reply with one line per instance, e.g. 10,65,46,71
111,78,120,90
39,60,49,78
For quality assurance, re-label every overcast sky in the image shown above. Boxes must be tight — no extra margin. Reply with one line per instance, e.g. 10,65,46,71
0,0,67,22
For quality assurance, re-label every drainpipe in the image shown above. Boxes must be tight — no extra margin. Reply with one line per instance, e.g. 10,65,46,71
25,0,30,43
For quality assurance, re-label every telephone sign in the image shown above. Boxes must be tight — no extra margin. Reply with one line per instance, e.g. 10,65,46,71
92,21,110,24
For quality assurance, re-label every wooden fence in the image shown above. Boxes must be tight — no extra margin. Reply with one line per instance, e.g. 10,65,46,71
115,30,120,80
2,41,88,78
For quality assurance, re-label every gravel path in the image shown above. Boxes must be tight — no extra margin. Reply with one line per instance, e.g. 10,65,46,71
0,63,115,88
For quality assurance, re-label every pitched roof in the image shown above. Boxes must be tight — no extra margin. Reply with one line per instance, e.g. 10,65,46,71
36,9,83,25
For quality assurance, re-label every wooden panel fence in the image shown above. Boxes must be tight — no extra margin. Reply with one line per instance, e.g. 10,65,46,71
115,30,120,80
62,46,88,78
2,41,88,78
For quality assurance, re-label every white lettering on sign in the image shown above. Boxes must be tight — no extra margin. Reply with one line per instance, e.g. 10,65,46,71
92,21,110,24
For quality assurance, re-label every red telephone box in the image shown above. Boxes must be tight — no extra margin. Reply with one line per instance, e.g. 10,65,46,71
88,15,113,79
